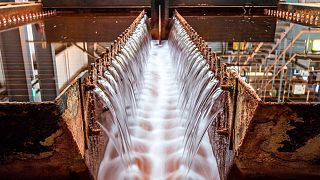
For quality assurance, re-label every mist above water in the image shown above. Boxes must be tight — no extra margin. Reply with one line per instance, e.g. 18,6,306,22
95,15,221,180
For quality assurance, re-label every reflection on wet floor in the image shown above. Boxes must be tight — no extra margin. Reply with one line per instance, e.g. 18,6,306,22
1,13,320,103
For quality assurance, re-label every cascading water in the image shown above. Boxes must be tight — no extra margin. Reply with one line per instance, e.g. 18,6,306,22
95,12,222,180
169,17,223,176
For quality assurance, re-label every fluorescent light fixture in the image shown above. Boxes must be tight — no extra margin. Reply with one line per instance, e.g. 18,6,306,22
312,39,320,52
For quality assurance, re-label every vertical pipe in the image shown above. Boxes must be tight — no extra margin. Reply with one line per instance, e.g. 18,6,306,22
159,4,161,45
229,78,239,150
272,50,279,89
78,77,88,149
277,38,287,102
254,63,257,89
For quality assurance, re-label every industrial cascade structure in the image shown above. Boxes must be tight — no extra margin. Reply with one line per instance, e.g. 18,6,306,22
0,0,319,179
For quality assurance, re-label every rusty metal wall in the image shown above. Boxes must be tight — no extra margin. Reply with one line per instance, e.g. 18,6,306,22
43,0,151,7
43,15,137,42
170,0,278,6
42,0,277,8
184,16,277,42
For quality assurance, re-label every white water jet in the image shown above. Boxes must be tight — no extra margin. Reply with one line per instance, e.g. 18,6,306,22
96,15,221,180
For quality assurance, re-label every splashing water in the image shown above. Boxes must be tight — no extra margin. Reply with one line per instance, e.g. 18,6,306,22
96,15,222,180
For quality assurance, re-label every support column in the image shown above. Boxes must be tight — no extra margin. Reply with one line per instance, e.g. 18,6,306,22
32,23,58,101
151,0,170,40
86,42,95,64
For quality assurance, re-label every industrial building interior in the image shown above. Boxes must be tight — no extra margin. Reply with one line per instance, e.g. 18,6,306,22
0,0,319,179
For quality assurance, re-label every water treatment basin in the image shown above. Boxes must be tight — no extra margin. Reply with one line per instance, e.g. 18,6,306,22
0,6,320,179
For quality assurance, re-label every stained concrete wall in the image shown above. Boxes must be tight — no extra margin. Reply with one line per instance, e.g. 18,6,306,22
233,102,320,179
208,69,320,179
0,72,107,179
